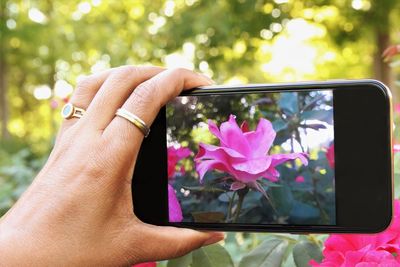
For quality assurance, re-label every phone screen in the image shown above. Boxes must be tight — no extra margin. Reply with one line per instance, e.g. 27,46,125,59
166,90,336,225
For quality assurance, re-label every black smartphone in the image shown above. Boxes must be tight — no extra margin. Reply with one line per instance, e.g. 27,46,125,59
132,79,393,233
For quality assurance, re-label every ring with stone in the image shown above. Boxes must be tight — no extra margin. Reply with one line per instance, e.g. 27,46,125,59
61,103,86,119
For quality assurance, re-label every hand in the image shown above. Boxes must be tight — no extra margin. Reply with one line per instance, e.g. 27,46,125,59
0,66,224,266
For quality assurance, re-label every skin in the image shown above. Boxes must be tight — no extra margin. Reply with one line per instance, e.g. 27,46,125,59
0,66,224,266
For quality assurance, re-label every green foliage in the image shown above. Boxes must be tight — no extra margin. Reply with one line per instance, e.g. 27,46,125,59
0,145,46,216
166,244,234,267
1,0,400,266
238,237,290,267
166,234,325,267
293,240,323,267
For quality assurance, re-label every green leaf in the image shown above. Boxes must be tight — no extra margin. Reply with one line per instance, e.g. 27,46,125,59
301,110,333,124
293,241,323,267
238,238,289,267
191,211,225,223
192,244,234,267
218,191,235,202
394,173,400,199
167,252,193,267
289,201,320,224
272,119,288,132
278,92,298,115
269,185,294,216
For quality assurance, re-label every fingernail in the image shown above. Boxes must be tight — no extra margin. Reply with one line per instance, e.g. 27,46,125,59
203,232,225,246
199,73,215,85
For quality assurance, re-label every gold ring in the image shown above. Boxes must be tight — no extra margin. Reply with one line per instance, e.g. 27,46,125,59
115,108,150,137
61,103,86,119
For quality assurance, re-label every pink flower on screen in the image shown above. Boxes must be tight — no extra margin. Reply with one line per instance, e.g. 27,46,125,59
167,146,191,178
295,176,305,183
326,144,334,169
167,146,190,223
394,144,400,154
195,115,308,184
132,262,157,267
310,200,400,266
168,184,183,222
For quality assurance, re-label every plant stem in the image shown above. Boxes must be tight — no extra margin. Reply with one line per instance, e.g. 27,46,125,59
312,176,329,223
233,187,249,223
226,191,236,222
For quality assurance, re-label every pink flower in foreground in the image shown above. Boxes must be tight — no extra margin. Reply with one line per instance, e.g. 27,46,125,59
394,144,400,154
132,262,157,267
394,103,400,115
168,184,183,222
295,176,305,183
168,146,191,178
310,200,400,267
195,115,308,185
326,144,334,169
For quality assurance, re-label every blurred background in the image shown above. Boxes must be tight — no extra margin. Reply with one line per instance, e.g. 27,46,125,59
1,0,400,266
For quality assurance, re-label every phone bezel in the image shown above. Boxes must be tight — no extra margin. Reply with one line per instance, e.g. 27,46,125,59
132,79,393,233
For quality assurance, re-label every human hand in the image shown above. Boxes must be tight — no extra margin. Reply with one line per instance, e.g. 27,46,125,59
0,66,224,266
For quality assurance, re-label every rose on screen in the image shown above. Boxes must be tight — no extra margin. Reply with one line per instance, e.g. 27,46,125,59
195,115,308,192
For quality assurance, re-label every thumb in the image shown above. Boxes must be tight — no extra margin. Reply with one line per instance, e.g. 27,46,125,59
127,223,224,263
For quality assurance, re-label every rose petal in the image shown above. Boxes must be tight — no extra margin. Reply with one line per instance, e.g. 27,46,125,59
195,143,245,160
168,184,183,222
270,152,308,167
196,159,229,182
208,119,226,146
219,115,251,156
244,118,276,157
231,157,272,175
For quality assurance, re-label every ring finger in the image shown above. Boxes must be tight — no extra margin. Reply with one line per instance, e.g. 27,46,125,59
59,69,114,133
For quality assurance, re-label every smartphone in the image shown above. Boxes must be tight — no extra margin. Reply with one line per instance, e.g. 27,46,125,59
132,79,393,233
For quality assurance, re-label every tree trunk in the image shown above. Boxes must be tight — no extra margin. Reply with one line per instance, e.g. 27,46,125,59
373,31,391,85
0,0,9,139
0,54,8,139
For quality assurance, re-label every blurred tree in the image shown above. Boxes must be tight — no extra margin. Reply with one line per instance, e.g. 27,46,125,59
1,0,399,147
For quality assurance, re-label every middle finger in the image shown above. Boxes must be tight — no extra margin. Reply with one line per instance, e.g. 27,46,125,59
81,65,164,130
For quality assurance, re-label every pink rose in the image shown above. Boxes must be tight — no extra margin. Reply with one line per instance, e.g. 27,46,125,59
394,103,400,115
295,175,305,183
195,115,308,185
326,144,334,169
132,262,157,267
310,200,400,266
167,146,191,179
394,144,400,154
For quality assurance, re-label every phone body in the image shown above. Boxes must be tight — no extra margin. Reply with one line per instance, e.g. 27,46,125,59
132,79,393,233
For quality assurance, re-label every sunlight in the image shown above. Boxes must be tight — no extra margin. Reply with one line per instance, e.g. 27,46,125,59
261,19,327,80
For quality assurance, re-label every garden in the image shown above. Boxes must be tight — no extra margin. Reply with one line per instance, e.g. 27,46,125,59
1,0,400,266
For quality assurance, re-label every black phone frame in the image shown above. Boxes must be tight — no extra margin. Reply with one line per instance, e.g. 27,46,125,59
132,79,393,233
